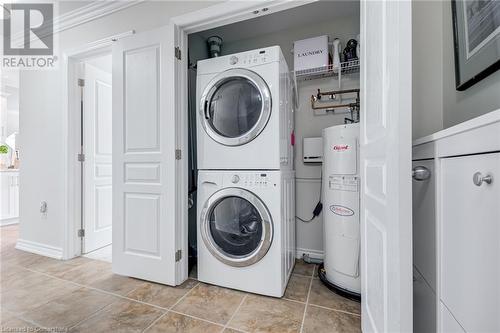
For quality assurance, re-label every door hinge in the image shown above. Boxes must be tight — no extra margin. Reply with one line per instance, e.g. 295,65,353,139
78,153,85,162
175,149,182,160
78,78,85,87
174,46,181,60
77,229,85,237
175,249,182,262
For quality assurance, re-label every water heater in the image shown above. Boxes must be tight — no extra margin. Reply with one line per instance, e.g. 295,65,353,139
320,123,361,299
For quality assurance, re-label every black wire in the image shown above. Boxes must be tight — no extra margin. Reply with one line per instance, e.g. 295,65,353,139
296,168,323,223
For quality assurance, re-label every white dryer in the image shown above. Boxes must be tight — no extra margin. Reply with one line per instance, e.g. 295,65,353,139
197,170,295,297
196,46,294,170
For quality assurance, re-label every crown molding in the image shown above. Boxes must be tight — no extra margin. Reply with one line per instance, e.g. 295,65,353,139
10,1,143,46
54,1,144,34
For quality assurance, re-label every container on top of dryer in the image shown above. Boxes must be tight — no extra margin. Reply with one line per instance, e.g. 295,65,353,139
196,46,294,170
320,123,361,299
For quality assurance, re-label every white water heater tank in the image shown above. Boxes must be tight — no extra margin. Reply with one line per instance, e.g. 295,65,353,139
322,123,361,295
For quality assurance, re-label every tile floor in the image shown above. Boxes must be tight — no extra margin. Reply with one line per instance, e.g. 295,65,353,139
0,225,361,332
83,245,112,263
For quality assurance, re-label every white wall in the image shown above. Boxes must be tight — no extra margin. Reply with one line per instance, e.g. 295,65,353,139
18,1,219,256
412,0,500,140
215,17,360,257
412,0,444,139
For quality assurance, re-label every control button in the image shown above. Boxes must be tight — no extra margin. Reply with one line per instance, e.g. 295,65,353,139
229,56,238,65
231,175,240,184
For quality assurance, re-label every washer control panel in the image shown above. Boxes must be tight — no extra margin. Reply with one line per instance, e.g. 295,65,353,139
227,173,270,188
229,50,269,66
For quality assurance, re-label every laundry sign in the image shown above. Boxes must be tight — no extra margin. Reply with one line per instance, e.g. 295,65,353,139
293,35,329,74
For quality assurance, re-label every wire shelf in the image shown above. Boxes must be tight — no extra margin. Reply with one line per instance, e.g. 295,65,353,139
292,59,360,81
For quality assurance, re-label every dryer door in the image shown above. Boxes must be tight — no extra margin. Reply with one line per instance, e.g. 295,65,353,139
200,188,273,267
199,68,272,146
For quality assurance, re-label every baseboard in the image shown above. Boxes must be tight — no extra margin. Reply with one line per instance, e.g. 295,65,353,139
15,239,64,260
0,218,19,226
296,247,324,260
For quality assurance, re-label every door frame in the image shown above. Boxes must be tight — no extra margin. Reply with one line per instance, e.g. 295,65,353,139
62,32,134,260
170,0,320,282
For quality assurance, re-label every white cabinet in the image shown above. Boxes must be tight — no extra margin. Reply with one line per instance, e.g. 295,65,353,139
412,158,436,333
0,171,19,224
441,153,499,333
413,110,500,333
414,267,437,333
412,159,436,289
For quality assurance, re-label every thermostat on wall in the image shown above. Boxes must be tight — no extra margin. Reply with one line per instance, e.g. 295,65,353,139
303,137,323,163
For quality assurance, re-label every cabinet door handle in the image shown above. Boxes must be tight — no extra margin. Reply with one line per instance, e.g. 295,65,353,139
412,166,431,181
473,172,493,186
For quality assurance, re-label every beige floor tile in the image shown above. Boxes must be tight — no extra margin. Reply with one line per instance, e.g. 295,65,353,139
292,259,315,277
70,299,164,333
284,275,311,302
302,305,361,333
1,269,55,293
21,287,118,328
27,256,92,276
308,280,361,315
145,311,223,333
173,283,245,325
89,273,145,296
127,279,198,308
54,259,111,285
1,313,39,331
228,295,305,333
1,275,79,314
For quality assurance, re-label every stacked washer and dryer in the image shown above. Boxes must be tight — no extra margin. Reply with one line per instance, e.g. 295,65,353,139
196,46,296,297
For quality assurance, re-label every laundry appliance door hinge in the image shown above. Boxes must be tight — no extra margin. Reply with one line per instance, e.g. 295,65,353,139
78,153,85,162
77,229,85,237
175,149,182,160
78,78,85,87
175,250,182,262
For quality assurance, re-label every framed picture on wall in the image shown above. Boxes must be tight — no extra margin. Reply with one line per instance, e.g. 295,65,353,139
452,0,500,91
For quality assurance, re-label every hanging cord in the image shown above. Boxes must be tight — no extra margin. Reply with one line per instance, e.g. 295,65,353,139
296,169,323,223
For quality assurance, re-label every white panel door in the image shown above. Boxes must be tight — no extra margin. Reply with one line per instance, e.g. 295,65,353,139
360,0,413,332
83,63,112,253
112,26,179,285
441,153,499,333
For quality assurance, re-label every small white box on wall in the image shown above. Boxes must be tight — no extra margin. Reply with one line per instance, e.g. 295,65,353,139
293,35,329,74
303,137,323,163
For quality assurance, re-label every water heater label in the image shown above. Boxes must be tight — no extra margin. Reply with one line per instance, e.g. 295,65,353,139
330,205,355,216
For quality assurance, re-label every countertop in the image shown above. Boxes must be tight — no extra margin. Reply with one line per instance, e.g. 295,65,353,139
413,109,500,146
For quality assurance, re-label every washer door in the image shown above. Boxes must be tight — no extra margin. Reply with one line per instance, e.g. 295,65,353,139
200,188,273,267
199,68,272,146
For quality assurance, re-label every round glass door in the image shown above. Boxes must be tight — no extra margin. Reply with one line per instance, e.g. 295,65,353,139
200,188,273,267
200,68,272,146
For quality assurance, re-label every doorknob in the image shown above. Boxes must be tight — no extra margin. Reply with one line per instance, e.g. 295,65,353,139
412,166,431,181
473,172,493,186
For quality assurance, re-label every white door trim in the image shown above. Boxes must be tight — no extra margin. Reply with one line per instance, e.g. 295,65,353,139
62,32,134,260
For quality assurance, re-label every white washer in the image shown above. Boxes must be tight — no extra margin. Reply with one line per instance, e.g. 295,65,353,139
196,46,294,170
197,170,295,297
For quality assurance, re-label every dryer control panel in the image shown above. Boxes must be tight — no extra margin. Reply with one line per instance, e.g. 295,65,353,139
226,173,271,188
